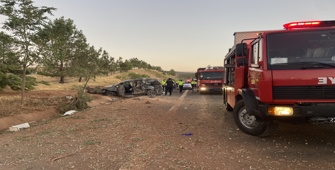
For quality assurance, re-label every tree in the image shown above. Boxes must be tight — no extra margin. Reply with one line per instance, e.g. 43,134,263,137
168,69,176,76
0,31,37,91
79,45,101,84
119,59,132,72
108,57,117,74
34,17,84,83
0,0,55,104
0,31,18,90
95,50,117,76
0,31,16,72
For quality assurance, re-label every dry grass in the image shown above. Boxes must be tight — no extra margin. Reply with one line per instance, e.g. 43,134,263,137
0,95,64,117
32,69,173,90
0,69,175,117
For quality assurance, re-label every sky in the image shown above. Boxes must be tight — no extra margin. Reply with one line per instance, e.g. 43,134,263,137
22,0,335,71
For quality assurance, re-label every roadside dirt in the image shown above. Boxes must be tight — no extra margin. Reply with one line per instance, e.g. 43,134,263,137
0,90,76,131
2,90,335,169
0,90,191,169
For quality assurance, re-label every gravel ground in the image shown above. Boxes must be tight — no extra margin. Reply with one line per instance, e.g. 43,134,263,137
1,91,335,170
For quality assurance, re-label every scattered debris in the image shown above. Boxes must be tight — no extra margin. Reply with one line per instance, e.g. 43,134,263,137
182,132,193,136
9,122,30,132
145,101,151,104
65,95,74,100
86,86,103,94
63,110,77,116
50,153,76,162
111,97,119,102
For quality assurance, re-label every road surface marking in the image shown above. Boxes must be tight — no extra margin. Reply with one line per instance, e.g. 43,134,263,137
168,90,189,113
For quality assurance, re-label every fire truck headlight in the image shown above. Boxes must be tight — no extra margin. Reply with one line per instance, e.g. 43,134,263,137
200,87,207,91
268,107,293,116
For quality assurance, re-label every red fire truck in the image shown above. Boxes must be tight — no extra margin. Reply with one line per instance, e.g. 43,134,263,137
195,66,224,94
223,20,335,136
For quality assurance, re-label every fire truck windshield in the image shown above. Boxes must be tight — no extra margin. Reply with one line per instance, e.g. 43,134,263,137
199,72,223,80
267,30,335,70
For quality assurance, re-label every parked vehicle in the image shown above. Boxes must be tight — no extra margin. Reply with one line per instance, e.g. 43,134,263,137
101,78,163,97
195,66,224,94
223,20,335,136
182,82,193,90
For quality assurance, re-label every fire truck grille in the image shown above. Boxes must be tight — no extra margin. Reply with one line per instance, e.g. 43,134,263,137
273,86,335,100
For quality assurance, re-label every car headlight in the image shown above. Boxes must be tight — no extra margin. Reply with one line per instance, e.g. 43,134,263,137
268,107,293,116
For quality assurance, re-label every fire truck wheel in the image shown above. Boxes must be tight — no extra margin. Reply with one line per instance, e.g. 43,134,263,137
233,100,277,136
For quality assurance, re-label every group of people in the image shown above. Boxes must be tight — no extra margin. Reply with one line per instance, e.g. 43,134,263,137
161,78,196,96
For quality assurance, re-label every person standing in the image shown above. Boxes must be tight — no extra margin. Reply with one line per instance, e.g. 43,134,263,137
165,78,174,96
178,79,184,94
191,79,196,91
175,79,179,90
161,79,166,91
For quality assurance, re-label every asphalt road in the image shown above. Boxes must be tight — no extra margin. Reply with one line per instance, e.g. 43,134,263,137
176,89,335,169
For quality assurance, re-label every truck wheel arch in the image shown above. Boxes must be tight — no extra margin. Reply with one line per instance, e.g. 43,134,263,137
238,88,260,117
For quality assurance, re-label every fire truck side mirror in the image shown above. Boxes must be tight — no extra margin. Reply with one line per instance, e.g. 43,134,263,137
236,43,247,57
237,57,248,67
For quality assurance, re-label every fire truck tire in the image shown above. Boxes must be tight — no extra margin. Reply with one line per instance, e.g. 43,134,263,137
233,100,277,136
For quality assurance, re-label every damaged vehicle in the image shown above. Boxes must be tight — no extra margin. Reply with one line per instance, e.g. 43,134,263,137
101,78,163,97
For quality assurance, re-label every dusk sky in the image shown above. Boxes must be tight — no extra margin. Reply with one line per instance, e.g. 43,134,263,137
31,0,335,71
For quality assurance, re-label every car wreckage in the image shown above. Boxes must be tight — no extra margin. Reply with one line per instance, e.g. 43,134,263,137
87,78,163,97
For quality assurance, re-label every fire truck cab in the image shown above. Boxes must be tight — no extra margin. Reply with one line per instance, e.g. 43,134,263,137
195,66,224,94
223,20,335,136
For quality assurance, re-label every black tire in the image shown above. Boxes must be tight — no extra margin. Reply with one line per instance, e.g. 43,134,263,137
147,89,156,97
106,91,117,96
233,100,277,137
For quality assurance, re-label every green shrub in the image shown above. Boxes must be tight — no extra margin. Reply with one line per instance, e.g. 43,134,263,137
128,72,149,79
7,74,21,91
57,86,92,114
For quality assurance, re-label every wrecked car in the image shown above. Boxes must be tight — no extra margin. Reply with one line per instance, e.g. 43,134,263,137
101,78,163,97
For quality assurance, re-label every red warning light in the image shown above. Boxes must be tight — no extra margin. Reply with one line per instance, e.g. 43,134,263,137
283,21,321,29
